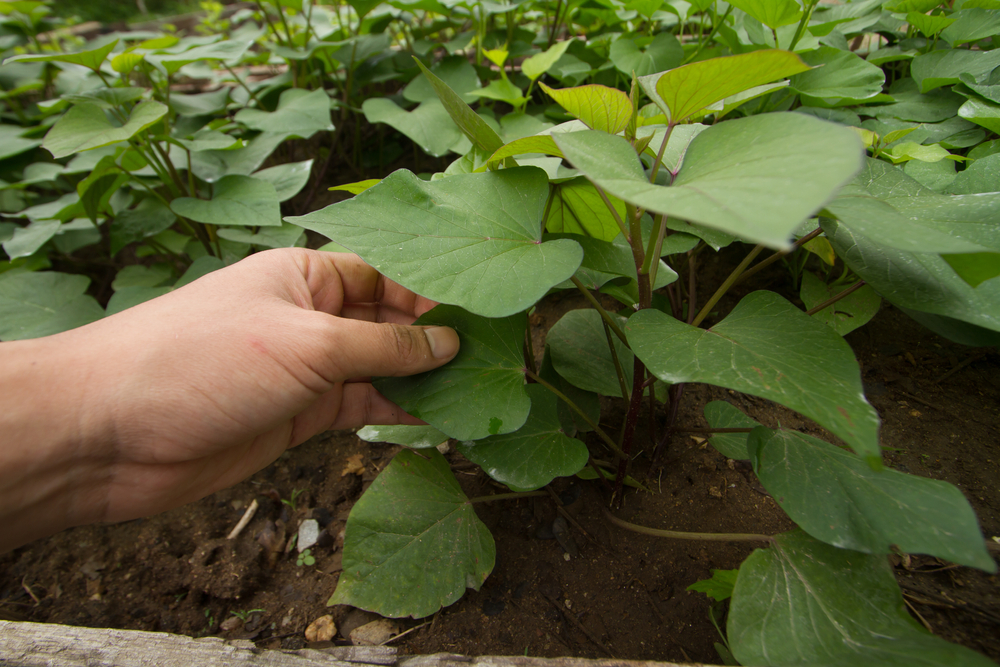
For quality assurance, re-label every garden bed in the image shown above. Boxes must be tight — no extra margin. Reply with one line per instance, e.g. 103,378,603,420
2,274,997,665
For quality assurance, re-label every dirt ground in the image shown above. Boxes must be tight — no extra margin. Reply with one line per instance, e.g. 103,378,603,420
2,244,999,665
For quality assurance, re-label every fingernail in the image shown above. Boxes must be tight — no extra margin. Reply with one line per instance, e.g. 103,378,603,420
424,326,459,360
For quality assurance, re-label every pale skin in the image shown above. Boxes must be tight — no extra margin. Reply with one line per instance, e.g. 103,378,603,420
0,248,460,553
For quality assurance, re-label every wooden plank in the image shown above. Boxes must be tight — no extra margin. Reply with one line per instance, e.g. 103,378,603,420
0,621,710,667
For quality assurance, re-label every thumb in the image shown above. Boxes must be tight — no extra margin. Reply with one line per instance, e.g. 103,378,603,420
320,318,460,381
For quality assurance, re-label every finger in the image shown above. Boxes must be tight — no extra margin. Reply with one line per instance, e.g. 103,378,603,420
289,383,423,444
340,303,430,325
313,315,460,381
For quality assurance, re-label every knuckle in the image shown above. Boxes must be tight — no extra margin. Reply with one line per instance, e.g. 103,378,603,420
389,324,422,361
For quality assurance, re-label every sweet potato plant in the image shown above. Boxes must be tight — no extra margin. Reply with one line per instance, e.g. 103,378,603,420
2,0,1000,665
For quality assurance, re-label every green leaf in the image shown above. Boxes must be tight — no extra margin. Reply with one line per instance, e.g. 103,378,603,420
329,179,381,195
414,58,504,155
555,114,862,248
146,39,253,75
942,252,1000,287
907,11,956,37
235,88,334,135
191,131,299,183
703,401,760,460
457,385,589,491
609,33,684,78
800,272,880,335
468,78,525,106
522,40,573,81
111,52,144,74
729,530,997,667
881,141,960,164
0,124,41,160
357,424,449,449
403,56,480,104
873,81,964,123
826,159,1000,254
216,222,305,248
362,98,463,158
43,101,168,159
112,263,173,290
172,129,242,152
548,309,632,398
687,569,739,601
728,0,802,28
288,168,581,318
169,88,232,116
62,87,146,110
106,286,174,315
2,39,116,71
331,448,494,618
374,305,530,441
539,346,600,436
627,291,881,464
941,7,1000,45
2,219,60,259
948,153,1000,194
110,198,176,256
171,175,282,227
0,271,104,341
487,134,563,166
910,48,1000,93
790,47,885,104
252,160,313,202
539,83,632,134
750,428,996,570
958,95,1000,133
824,219,1000,332
546,177,624,241
638,50,810,123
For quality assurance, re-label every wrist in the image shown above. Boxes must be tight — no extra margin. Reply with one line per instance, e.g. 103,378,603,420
0,327,116,551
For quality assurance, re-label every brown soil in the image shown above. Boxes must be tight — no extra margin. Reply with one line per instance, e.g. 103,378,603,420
2,253,999,665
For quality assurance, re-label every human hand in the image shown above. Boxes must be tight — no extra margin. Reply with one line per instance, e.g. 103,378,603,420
3,249,458,542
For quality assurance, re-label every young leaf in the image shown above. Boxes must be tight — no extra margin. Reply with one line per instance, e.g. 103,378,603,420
638,50,810,123
414,58,504,155
546,177,625,241
331,448,495,618
0,271,104,341
357,424,449,449
171,175,282,227
234,88,334,135
627,291,882,465
729,530,997,667
750,428,996,571
457,385,589,491
800,272,880,336
539,82,633,134
329,179,380,195
728,0,802,29
555,114,863,249
687,569,739,601
703,401,760,460
287,168,582,318
43,101,169,159
374,305,530,441
522,40,573,82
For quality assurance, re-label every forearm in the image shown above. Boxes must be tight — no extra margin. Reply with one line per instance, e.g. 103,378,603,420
0,331,113,552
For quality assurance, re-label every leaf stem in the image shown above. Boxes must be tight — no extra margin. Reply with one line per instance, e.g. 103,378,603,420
648,121,676,185
690,244,765,328
788,0,822,52
613,355,647,505
736,227,823,286
805,280,866,316
604,508,773,542
570,276,629,346
525,369,627,459
469,491,548,503
593,183,630,241
683,5,733,64
602,319,631,401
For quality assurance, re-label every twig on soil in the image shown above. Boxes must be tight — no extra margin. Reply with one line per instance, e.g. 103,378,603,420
933,350,989,385
380,622,430,645
898,581,1000,625
603,508,773,543
539,592,614,658
227,499,259,540
903,596,934,633
543,487,607,553
20,578,40,606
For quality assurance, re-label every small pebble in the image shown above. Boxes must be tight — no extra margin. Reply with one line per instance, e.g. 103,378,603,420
350,619,399,646
305,615,337,642
297,519,320,553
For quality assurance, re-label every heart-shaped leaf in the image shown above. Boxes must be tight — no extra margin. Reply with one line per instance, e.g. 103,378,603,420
522,40,573,82
609,33,683,78
288,167,582,318
728,0,802,29
3,39,117,71
414,58,504,155
252,160,314,202
555,114,862,248
235,88,334,135
361,98,463,158
171,175,282,227
729,530,996,667
457,385,589,491
750,428,996,570
331,448,494,618
43,101,168,159
910,48,1000,93
0,271,104,341
539,82,632,134
790,47,885,104
704,401,760,460
548,308,632,398
627,291,881,465
374,305,530,441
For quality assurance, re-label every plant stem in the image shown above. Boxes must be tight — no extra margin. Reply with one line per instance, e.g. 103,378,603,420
648,121,676,185
690,244,765,328
736,227,823,285
612,356,647,505
683,4,733,64
604,509,773,542
523,327,538,376
641,213,667,280
788,0,821,52
223,62,261,106
525,369,627,459
469,491,548,503
602,319,631,401
570,276,629,345
686,249,697,324
805,280,866,315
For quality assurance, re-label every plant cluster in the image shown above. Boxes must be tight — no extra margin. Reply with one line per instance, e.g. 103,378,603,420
1,0,999,664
